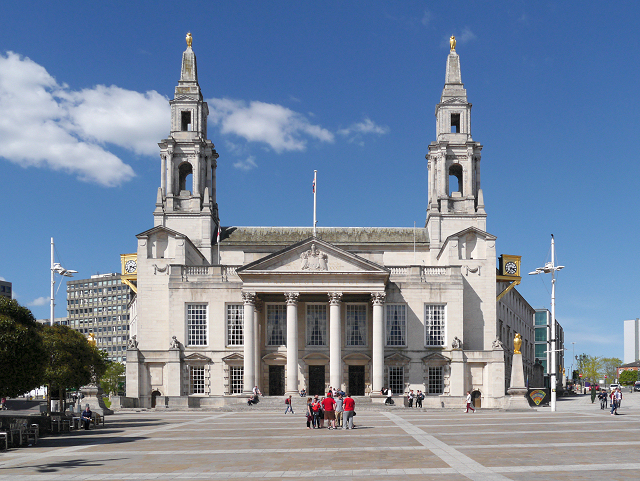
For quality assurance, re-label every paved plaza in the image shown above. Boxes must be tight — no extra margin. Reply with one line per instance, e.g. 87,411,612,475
1,394,640,480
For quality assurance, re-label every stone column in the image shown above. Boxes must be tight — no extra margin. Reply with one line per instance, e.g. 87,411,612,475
206,156,212,195
193,152,201,197
285,292,299,393
254,299,262,389
329,292,343,390
242,292,256,393
161,154,167,195
166,150,174,196
371,292,386,392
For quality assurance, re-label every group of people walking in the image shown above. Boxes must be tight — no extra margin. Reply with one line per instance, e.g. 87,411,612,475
304,391,356,430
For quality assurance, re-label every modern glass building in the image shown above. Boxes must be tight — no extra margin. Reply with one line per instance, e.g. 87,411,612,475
534,308,564,388
66,273,131,363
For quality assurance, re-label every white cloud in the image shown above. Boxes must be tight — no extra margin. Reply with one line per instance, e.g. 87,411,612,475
29,296,49,306
207,98,334,153
338,118,389,137
0,52,169,186
459,27,477,44
233,155,258,171
421,10,432,27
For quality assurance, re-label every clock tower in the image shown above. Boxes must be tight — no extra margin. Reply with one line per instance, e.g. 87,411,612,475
426,43,486,249
154,33,220,264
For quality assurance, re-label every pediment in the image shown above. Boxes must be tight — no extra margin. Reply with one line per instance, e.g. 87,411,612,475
302,352,330,362
385,352,411,365
262,352,287,362
184,352,212,362
342,352,371,362
221,352,244,364
237,237,388,275
422,352,450,363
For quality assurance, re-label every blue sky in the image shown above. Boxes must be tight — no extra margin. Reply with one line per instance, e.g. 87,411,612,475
1,1,638,365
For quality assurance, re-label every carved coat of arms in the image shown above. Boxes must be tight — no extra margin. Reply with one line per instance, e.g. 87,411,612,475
300,244,328,271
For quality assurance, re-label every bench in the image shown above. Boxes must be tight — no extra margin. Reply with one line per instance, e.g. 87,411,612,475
0,431,8,450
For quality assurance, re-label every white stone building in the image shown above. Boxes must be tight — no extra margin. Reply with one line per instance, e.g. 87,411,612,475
125,39,526,409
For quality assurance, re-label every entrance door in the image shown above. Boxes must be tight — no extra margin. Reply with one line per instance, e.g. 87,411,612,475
348,365,365,396
269,365,285,396
308,365,325,395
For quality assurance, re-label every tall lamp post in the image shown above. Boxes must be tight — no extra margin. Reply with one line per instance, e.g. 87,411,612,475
529,234,565,412
50,237,77,326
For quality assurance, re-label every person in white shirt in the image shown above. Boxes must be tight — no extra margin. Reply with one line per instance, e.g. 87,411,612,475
465,391,475,413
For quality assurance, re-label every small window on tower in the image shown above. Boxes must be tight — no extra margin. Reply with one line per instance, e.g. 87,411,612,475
451,113,460,133
181,111,192,131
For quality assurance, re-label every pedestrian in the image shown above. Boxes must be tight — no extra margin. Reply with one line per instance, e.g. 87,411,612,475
416,390,424,408
311,395,321,428
284,395,294,414
305,397,313,429
80,404,93,430
385,388,394,405
599,390,606,410
407,389,414,408
465,391,475,413
335,394,344,428
343,393,355,429
321,391,337,430
617,387,622,408
318,396,326,428
610,389,620,415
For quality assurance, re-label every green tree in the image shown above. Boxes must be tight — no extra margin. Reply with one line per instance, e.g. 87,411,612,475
0,298,46,398
581,354,603,384
619,370,638,386
601,357,623,382
41,325,107,412
100,362,125,397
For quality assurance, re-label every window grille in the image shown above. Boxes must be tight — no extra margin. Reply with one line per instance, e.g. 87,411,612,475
190,366,205,394
267,304,286,346
425,305,446,346
346,304,366,346
428,366,444,394
306,304,327,346
230,366,244,394
386,304,406,346
227,304,244,346
388,366,404,395
187,304,207,346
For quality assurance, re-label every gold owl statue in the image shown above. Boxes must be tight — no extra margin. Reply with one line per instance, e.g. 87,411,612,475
450,35,456,51
87,332,97,346
186,32,193,48
513,333,522,354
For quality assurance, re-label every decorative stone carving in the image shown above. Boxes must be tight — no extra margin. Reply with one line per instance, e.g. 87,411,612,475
152,264,169,275
300,243,328,271
169,336,180,349
284,292,299,305
492,338,505,350
242,292,257,305
127,335,138,350
328,292,343,305
464,265,480,276
371,292,386,305
443,364,451,395
451,336,463,350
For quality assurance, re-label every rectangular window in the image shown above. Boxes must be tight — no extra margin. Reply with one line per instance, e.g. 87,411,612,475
425,304,446,347
187,304,207,346
230,366,243,394
346,304,367,346
535,327,547,342
226,304,244,346
306,304,327,346
189,366,205,394
388,366,404,395
266,304,286,346
451,113,460,133
385,304,406,346
535,343,547,359
534,311,548,326
428,366,444,394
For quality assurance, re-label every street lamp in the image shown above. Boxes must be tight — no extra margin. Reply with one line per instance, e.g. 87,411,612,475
50,237,77,326
529,234,565,412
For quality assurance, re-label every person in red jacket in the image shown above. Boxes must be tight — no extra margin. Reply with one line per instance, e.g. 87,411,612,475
321,392,337,429
343,394,355,429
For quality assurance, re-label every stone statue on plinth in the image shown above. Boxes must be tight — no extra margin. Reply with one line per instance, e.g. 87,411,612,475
505,333,533,410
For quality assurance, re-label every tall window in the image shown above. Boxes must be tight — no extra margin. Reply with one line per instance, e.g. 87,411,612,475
230,366,243,394
267,305,286,346
189,366,205,394
227,304,244,346
388,366,404,395
425,304,446,346
428,366,444,394
386,304,406,346
187,304,207,346
306,304,327,346
346,304,367,346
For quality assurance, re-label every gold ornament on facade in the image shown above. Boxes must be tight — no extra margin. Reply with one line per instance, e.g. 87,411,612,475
513,333,522,354
450,35,456,51
186,32,193,48
87,332,97,347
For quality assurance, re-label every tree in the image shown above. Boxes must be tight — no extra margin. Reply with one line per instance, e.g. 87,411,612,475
601,357,623,382
619,370,638,386
581,354,603,384
0,298,46,398
100,362,125,397
41,325,107,412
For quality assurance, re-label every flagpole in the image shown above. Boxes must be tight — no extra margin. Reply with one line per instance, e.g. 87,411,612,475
313,170,317,237
217,222,221,265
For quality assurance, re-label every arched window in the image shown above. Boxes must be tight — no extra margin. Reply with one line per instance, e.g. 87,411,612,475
448,164,463,195
178,162,193,193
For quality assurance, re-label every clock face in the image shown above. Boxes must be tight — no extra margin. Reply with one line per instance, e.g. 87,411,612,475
504,261,517,275
125,260,137,274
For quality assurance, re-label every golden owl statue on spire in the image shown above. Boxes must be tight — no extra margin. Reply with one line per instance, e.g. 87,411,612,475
186,32,193,48
450,35,456,51
513,333,522,354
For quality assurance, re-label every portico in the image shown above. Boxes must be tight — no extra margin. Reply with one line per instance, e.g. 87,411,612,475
236,237,389,395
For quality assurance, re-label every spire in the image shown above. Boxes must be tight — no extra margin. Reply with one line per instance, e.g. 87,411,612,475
180,32,198,84
441,48,467,103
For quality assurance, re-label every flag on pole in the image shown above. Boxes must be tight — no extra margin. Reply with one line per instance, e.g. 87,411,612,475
312,177,315,193
217,223,221,243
